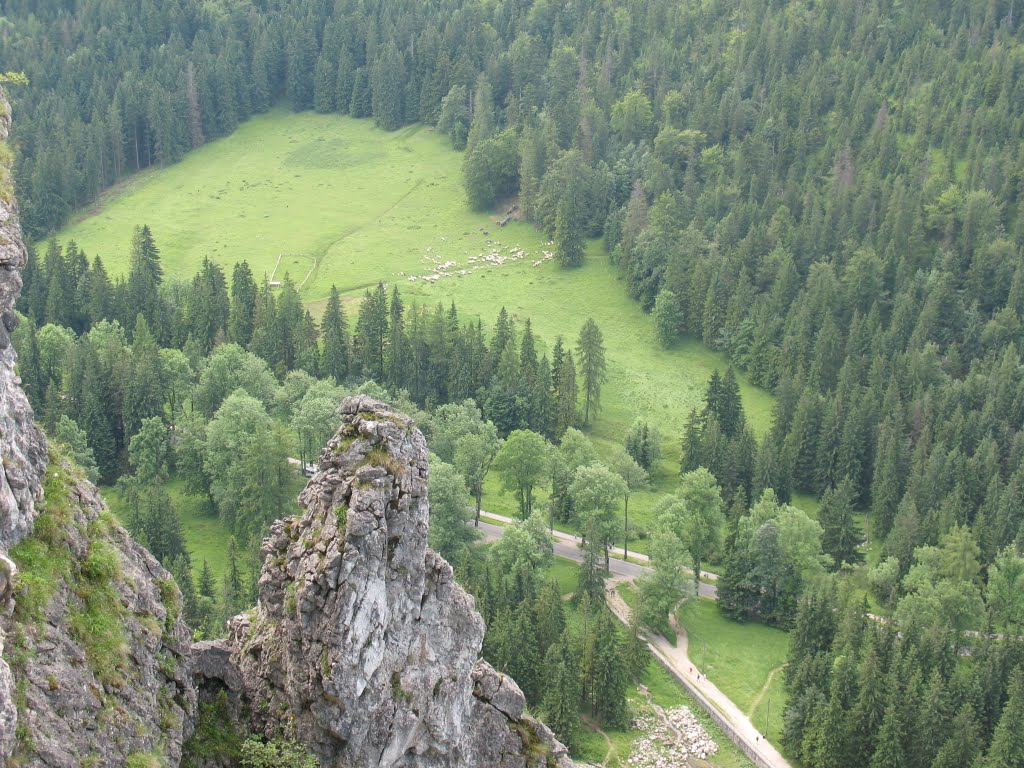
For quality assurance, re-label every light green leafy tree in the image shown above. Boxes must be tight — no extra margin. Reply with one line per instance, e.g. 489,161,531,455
493,429,549,518
427,455,478,560
571,463,626,571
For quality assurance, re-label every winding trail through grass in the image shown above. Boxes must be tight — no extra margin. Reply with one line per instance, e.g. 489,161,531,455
582,715,615,767
746,666,784,719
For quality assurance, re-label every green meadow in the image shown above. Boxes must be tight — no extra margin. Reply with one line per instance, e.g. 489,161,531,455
677,598,789,748
52,108,776,541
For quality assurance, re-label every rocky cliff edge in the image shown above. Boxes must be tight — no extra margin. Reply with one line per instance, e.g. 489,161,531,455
198,396,573,768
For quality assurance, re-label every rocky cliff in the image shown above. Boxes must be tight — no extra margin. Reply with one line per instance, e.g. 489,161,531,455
197,396,573,768
0,90,46,550
0,86,196,767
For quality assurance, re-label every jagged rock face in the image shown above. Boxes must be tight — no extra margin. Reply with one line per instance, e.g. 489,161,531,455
0,84,47,765
0,89,46,551
225,396,572,768
2,462,197,766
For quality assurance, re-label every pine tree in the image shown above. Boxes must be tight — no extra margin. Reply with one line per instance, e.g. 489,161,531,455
592,610,629,727
79,343,119,483
220,537,245,625
534,579,566,661
848,640,886,766
229,261,258,347
870,681,908,768
171,553,199,625
127,225,163,330
983,667,1024,768
555,350,578,436
199,559,215,599
386,286,408,389
353,283,388,381
85,255,113,326
542,640,581,751
122,315,164,440
704,367,745,438
371,41,406,131
506,603,541,705
555,195,585,268
932,704,982,768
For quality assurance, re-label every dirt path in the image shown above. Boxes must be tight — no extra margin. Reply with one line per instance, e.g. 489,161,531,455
747,665,784,718
582,715,614,767
268,252,283,281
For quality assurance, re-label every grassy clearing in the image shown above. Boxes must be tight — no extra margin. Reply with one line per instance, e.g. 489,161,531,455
104,472,306,583
677,598,789,746
536,559,750,766
543,556,581,597
575,660,755,768
51,109,776,535
550,577,751,765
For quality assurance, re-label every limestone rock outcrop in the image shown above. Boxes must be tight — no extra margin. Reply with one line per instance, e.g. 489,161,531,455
0,89,46,551
218,396,573,767
2,465,197,766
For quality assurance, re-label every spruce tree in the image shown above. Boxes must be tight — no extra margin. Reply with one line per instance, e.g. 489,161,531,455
555,350,578,436
534,579,566,661
983,667,1024,768
575,319,607,425
123,315,164,440
320,285,349,382
591,610,629,727
819,478,864,568
542,641,581,751
229,261,258,347
386,286,408,390
170,554,198,627
199,559,215,599
85,255,113,326
932,704,982,768
870,679,908,768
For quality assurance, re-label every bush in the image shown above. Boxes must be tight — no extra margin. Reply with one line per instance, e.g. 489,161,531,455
240,738,319,768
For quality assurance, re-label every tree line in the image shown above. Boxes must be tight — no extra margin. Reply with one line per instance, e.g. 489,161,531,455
13,226,618,639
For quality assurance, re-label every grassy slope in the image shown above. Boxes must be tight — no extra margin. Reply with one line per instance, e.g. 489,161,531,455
51,110,773,485
103,473,305,584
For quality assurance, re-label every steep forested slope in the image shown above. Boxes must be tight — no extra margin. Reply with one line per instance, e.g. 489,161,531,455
5,3,1024,765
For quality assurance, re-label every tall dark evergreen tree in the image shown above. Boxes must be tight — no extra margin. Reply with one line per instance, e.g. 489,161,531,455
320,285,350,382
575,319,606,426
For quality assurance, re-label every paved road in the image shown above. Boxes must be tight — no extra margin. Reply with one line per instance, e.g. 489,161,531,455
477,512,720,581
606,586,790,768
475,519,718,600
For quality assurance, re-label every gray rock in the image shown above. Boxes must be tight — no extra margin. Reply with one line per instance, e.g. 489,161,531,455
1,462,197,767
0,88,47,552
226,396,574,767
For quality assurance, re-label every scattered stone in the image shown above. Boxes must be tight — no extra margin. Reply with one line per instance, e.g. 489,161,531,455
628,706,718,767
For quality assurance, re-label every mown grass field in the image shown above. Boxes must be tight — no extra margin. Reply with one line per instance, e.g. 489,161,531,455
51,111,774,517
